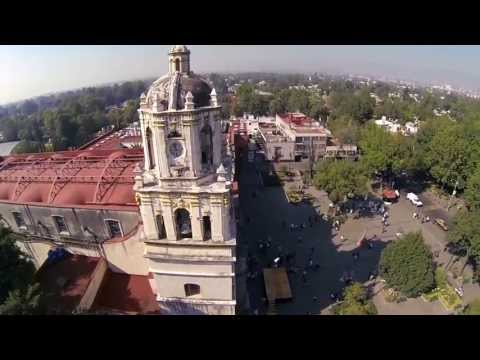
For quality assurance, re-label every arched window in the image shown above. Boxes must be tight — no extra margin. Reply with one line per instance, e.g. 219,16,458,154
202,216,211,241
200,123,213,167
175,208,192,239
184,283,200,297
146,127,155,170
156,215,167,239
175,58,180,72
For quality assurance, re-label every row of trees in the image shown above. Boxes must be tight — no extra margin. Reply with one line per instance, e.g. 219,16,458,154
0,80,149,153
231,83,329,121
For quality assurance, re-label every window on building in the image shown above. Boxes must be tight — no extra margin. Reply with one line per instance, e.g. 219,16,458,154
184,283,200,297
52,216,69,234
146,127,155,170
175,58,180,72
105,220,123,238
202,216,211,241
12,212,26,229
156,215,167,239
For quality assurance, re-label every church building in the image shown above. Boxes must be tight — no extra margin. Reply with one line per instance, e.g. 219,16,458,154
134,45,238,315
0,46,244,315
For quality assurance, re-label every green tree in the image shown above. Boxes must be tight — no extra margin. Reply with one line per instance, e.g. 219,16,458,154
11,140,43,154
379,232,435,297
462,299,480,315
448,209,480,265
358,123,395,176
333,283,377,315
313,160,368,203
0,283,43,315
465,166,480,211
0,227,37,304
423,121,470,190
327,115,361,145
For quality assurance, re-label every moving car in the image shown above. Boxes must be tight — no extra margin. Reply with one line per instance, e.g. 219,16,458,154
435,218,448,231
406,192,423,207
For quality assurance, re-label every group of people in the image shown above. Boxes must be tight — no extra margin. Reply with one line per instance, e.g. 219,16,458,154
413,212,430,223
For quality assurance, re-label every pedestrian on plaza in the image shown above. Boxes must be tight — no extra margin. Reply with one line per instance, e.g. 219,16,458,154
308,258,314,268
302,270,308,283
298,235,303,243
313,296,318,302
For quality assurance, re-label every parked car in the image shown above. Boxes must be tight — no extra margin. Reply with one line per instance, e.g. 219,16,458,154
406,192,423,207
435,218,448,231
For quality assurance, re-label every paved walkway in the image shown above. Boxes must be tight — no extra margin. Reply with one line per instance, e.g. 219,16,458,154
239,156,480,314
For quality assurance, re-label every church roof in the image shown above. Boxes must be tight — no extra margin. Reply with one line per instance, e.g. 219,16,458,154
0,147,142,210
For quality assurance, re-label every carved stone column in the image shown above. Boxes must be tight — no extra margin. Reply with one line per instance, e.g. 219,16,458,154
210,196,224,242
153,119,170,178
189,197,203,241
161,197,177,241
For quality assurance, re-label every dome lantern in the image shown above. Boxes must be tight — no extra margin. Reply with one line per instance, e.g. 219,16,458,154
169,45,190,75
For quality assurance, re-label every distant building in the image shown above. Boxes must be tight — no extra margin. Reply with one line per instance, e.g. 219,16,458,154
257,113,357,162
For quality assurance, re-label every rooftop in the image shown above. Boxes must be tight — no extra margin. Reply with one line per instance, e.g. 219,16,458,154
278,113,329,135
0,147,142,209
36,253,101,313
91,271,160,314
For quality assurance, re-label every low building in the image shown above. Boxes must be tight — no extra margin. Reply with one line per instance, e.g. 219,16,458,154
325,139,358,160
257,113,358,162
275,113,330,161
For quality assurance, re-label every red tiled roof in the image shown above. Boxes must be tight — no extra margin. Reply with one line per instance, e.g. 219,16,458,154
36,254,101,313
91,271,160,314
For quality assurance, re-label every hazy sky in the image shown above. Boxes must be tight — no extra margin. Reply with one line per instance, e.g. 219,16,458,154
2,45,480,104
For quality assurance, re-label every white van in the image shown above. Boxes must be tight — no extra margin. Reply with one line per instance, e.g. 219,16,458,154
406,192,423,207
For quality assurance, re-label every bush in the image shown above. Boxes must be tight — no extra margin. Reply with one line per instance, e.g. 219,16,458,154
379,232,435,297
333,283,377,315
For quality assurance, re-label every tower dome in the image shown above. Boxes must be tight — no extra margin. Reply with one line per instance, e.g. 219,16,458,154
144,45,213,111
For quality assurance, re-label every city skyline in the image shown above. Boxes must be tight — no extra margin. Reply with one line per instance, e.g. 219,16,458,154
2,45,480,104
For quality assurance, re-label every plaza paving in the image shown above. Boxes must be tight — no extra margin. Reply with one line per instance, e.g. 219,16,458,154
237,154,480,315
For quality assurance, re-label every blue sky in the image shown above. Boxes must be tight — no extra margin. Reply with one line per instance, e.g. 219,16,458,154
1,45,480,104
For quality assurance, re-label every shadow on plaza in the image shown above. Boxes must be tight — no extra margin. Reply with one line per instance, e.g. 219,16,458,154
238,156,389,315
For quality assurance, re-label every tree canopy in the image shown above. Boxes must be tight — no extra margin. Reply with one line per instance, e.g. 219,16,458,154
0,226,45,314
448,209,480,263
379,232,435,297
313,159,368,203
0,80,148,153
333,282,377,315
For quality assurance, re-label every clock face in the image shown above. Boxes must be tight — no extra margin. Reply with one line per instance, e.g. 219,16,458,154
169,141,184,158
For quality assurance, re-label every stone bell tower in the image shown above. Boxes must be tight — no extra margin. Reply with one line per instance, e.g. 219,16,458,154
134,46,237,315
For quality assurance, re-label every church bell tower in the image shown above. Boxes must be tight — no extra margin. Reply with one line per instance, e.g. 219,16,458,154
134,46,237,315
